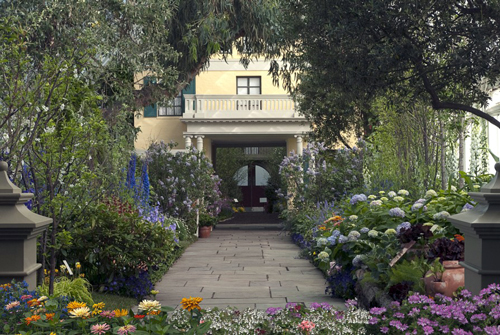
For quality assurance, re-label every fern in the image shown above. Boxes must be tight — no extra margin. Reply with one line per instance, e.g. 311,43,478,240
38,277,94,305
386,259,427,294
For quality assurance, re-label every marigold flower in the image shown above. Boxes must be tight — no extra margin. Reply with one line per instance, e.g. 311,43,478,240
180,296,203,311
114,309,129,317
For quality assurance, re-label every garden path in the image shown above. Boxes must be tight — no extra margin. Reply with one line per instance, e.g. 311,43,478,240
154,212,345,310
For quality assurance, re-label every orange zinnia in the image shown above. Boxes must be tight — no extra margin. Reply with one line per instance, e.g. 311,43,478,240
454,234,465,242
45,313,55,321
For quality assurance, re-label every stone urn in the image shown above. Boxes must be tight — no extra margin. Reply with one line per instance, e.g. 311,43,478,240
425,260,465,297
199,226,211,238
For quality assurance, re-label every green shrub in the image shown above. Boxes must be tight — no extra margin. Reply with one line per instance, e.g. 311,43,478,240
67,200,177,290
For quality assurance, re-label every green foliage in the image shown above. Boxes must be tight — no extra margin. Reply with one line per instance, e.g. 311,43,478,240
67,200,178,290
271,0,500,140
199,213,218,227
387,258,427,294
38,277,94,306
91,292,138,311
214,148,247,201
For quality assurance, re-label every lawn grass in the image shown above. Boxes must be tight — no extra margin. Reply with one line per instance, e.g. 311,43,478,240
91,292,138,311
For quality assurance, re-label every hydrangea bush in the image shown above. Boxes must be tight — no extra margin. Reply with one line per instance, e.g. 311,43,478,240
291,187,475,299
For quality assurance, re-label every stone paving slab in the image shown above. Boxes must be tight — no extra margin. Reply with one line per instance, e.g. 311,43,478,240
154,215,344,310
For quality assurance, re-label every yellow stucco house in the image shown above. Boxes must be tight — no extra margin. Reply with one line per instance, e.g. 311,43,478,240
134,51,310,208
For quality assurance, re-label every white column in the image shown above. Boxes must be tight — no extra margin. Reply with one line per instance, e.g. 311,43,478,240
196,135,205,152
295,135,303,156
183,135,192,149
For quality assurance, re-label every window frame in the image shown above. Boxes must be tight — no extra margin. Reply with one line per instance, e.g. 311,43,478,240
236,76,261,95
158,93,183,117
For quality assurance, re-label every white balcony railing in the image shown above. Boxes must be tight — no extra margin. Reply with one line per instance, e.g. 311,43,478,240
182,94,301,119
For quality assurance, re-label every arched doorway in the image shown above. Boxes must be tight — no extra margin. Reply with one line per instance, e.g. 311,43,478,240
234,162,270,209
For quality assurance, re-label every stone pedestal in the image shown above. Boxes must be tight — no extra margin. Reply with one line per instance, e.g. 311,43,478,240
0,161,52,288
448,162,500,294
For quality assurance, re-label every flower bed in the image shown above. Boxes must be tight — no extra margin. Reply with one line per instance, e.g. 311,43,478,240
283,188,474,302
3,281,500,334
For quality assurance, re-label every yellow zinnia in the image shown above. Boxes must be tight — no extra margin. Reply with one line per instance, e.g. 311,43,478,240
138,299,161,312
180,296,203,311
69,306,90,319
67,301,86,311
114,309,129,317
93,302,105,310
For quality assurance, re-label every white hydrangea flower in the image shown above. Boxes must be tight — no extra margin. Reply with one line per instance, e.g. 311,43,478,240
425,189,438,198
388,191,396,197
397,189,409,196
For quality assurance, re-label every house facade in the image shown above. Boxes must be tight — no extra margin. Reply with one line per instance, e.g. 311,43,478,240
134,52,310,209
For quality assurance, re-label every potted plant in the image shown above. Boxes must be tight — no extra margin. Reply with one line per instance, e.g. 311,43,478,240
424,236,465,297
198,213,217,238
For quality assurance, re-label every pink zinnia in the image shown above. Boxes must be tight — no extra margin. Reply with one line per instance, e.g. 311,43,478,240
99,310,116,318
20,295,32,301
5,301,20,310
117,325,136,335
297,320,315,332
91,323,111,334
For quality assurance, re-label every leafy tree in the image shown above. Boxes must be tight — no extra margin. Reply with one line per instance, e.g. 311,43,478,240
270,0,500,145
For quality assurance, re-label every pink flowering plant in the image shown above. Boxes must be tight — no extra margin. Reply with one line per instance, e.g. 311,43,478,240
365,284,500,335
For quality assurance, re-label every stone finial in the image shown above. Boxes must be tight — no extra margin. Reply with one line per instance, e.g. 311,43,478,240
0,160,51,288
0,161,22,194
480,162,500,193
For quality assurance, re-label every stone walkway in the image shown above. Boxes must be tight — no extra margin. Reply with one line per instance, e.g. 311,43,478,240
154,213,345,310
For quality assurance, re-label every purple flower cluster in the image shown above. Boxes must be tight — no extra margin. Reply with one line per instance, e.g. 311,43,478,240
367,284,500,335
388,207,405,218
350,194,367,205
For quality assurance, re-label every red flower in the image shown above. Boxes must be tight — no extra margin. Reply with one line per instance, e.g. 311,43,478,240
134,314,145,319
454,234,465,242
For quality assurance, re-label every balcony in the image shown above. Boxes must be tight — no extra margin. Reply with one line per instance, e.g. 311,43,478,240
182,94,303,120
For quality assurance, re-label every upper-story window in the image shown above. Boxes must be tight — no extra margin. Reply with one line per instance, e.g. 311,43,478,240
158,94,182,116
237,77,261,95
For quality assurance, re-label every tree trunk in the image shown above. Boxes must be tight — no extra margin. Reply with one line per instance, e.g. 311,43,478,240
458,116,466,189
440,119,447,190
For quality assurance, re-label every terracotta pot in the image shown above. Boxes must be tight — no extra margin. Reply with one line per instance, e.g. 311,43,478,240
424,260,464,297
199,226,211,238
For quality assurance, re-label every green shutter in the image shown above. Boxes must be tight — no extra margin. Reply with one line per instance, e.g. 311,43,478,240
143,77,157,117
181,78,196,114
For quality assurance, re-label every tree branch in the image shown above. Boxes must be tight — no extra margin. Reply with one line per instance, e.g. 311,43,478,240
415,59,500,129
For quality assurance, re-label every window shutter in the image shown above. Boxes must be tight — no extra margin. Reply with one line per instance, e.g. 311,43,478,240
143,77,157,117
181,78,196,113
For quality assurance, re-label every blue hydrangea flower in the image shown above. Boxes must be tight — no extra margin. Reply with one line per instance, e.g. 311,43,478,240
338,235,348,243
396,222,411,235
462,203,474,212
360,227,370,234
350,194,367,205
389,207,405,218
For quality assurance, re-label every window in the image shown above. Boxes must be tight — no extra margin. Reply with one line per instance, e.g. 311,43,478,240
158,94,182,116
237,77,261,95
